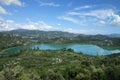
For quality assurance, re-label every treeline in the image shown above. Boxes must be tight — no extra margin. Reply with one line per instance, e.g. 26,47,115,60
46,35,120,47
0,49,120,80
1,31,120,48
0,33,31,51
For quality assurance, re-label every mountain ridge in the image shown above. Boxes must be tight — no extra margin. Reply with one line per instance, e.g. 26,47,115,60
0,29,120,38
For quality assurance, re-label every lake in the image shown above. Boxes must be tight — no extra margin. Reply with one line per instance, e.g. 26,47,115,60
2,44,120,56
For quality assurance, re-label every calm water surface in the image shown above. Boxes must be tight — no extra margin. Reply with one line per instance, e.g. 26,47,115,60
3,44,120,55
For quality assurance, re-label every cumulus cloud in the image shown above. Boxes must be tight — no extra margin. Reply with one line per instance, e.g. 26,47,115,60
21,21,53,30
0,17,102,34
110,14,120,26
64,6,120,26
0,0,24,15
0,0,23,6
0,6,9,14
0,18,16,31
0,18,53,31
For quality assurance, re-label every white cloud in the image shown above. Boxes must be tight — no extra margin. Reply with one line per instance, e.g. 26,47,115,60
110,14,120,26
36,1,60,7
85,9,114,19
0,17,53,31
0,6,9,14
0,0,23,6
61,28,105,34
58,16,79,24
0,18,16,31
67,8,120,27
74,5,92,10
0,0,24,15
21,21,53,30
0,17,107,34
68,9,114,19
40,2,60,7
98,21,106,25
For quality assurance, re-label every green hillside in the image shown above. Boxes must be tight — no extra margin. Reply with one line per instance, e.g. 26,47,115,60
0,49,120,80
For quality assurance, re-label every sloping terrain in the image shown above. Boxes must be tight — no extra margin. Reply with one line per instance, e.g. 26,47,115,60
0,49,120,80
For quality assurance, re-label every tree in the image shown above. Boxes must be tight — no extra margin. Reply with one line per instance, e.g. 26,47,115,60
46,70,65,80
105,67,115,80
75,73,90,80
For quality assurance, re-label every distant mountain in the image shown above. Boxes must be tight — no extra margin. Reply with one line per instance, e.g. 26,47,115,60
1,29,120,39
1,29,120,46
1,29,77,39
107,34,120,38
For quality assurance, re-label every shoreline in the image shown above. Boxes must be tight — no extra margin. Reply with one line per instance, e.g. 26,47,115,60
0,43,120,56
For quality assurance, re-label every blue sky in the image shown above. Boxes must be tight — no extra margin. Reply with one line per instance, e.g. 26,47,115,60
0,0,120,34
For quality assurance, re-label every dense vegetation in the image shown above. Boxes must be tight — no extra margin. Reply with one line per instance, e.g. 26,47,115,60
0,49,120,80
1,29,120,47
0,33,32,51
47,35,120,47
0,30,120,80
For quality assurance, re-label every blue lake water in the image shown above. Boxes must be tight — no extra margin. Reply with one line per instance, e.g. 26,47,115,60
3,44,120,55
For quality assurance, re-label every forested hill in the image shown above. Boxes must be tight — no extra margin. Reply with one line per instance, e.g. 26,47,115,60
1,29,77,39
0,29,120,47
1,29,120,38
0,49,120,80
